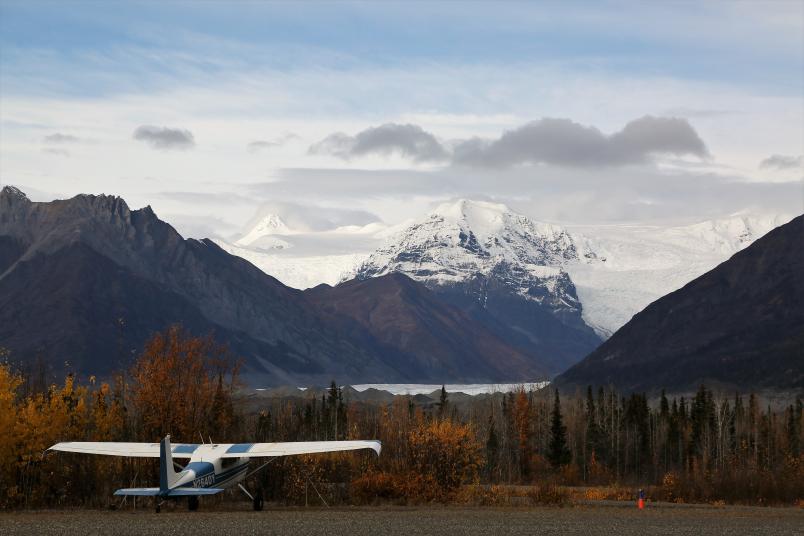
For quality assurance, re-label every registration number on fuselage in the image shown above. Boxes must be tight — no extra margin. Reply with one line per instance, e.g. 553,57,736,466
192,474,215,488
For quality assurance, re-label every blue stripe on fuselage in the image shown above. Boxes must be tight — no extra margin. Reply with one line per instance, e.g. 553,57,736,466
213,463,249,488
184,461,215,478
177,461,248,490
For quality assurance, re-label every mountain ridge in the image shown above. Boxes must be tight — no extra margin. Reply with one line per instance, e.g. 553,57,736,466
555,213,804,392
0,186,553,385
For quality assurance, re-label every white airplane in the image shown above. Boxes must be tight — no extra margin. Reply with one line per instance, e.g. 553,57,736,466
47,435,381,512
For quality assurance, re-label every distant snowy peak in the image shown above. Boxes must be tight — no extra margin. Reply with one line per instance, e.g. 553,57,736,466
235,214,292,249
662,214,793,255
352,199,589,312
449,199,588,260
357,198,589,276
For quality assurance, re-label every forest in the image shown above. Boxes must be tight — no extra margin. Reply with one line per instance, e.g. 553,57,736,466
1,327,802,509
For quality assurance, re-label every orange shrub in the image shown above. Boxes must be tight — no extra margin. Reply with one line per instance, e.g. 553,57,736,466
407,419,483,498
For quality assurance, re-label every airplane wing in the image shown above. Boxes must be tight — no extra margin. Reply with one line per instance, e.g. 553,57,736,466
217,440,382,458
47,441,201,458
48,440,381,458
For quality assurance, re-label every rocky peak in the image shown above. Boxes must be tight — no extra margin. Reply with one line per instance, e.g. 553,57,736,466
354,199,587,283
1,185,31,204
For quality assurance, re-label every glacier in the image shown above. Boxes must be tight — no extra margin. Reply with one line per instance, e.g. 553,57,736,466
217,200,792,339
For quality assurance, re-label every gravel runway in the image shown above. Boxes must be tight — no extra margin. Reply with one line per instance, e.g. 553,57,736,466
1,503,802,535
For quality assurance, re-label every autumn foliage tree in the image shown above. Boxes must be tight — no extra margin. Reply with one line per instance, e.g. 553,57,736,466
0,359,22,500
407,419,482,498
129,325,240,442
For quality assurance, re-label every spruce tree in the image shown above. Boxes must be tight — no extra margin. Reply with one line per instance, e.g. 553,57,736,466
585,386,604,462
485,415,499,481
548,389,571,468
437,384,448,418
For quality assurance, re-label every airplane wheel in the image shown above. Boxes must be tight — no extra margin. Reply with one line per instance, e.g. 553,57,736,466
188,496,199,511
253,490,264,511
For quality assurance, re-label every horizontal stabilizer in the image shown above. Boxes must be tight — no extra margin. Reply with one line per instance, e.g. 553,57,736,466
114,487,225,497
166,488,225,496
114,488,161,496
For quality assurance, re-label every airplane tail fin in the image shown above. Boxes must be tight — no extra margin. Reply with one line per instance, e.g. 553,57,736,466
159,435,181,493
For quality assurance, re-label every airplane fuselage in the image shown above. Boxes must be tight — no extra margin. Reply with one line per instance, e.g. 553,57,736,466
170,445,251,493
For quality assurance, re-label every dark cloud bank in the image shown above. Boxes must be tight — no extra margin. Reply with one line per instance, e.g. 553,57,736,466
247,133,299,153
43,133,81,144
759,154,802,170
311,116,709,167
311,123,448,162
133,125,195,150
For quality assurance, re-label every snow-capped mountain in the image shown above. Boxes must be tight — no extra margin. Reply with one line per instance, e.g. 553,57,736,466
351,199,603,373
218,199,792,346
352,199,591,319
349,201,792,341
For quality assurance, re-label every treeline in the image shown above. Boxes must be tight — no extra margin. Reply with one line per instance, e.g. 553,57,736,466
0,327,241,508
1,328,802,508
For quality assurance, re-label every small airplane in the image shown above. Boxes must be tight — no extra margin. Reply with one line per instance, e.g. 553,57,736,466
47,435,381,512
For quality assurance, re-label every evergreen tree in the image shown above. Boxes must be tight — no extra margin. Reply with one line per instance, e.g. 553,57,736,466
437,385,449,418
585,386,605,463
548,389,571,468
485,415,499,481
660,389,670,419
785,404,799,457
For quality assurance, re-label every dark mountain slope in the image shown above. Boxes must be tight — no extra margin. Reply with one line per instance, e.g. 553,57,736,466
0,186,553,385
556,214,804,392
0,186,385,385
306,273,550,381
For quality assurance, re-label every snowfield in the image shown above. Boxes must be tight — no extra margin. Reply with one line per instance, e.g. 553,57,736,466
219,200,791,338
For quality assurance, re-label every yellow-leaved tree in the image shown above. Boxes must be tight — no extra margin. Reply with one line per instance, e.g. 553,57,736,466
0,360,22,504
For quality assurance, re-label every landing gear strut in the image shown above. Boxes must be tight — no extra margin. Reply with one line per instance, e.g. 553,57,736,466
239,482,264,511
188,496,199,511
252,490,264,511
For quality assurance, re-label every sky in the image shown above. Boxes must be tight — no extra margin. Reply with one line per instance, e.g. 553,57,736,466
1,1,802,239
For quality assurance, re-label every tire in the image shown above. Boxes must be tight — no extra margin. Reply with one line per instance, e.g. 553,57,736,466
155,503,161,514
188,496,199,511
253,490,264,511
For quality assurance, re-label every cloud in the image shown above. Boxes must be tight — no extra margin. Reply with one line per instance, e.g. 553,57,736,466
244,199,382,232
133,125,195,150
247,133,299,153
41,147,70,157
661,108,738,118
153,191,254,205
310,117,708,168
43,133,80,144
453,116,709,168
310,123,448,162
161,213,240,240
759,154,802,170
249,164,802,226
